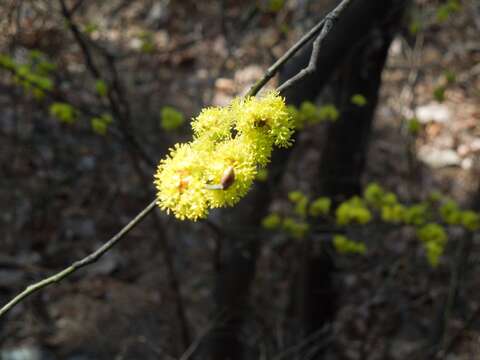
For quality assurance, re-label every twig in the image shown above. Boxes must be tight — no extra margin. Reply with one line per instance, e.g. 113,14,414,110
273,325,333,360
0,200,157,318
247,0,354,97
59,0,155,166
276,0,353,94
434,233,474,358
441,304,480,357
179,315,221,360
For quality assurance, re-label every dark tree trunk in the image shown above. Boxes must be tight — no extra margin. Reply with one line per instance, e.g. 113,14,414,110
281,2,407,356
206,1,408,359
317,13,401,198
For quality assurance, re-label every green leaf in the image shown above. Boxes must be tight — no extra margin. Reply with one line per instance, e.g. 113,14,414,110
404,203,429,226
95,79,108,97
317,104,339,122
90,113,113,135
433,86,445,102
363,182,385,208
288,190,307,203
0,54,16,69
461,211,480,231
409,19,422,35
416,223,448,267
49,102,76,124
351,94,367,107
267,0,285,12
91,118,107,135
282,217,309,239
336,197,372,225
161,106,185,131
309,197,331,217
139,31,155,54
407,117,421,135
262,213,281,229
444,70,456,84
436,0,461,23
333,235,366,255
299,101,318,122
84,22,99,35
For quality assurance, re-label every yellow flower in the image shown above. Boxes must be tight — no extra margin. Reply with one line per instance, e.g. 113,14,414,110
154,142,209,220
232,91,294,147
191,106,233,142
204,136,257,208
154,91,294,220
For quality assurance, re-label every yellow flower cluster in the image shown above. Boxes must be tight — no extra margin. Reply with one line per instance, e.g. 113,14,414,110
154,91,294,220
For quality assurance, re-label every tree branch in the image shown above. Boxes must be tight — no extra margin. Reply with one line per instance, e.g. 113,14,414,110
59,0,155,166
247,0,354,97
277,0,354,94
0,200,157,318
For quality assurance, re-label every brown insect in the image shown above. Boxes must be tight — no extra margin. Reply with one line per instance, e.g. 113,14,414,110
205,166,235,190
220,166,235,190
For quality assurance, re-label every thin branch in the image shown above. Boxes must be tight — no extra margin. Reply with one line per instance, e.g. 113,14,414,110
247,0,354,97
178,314,223,360
70,0,86,15
277,0,354,94
59,0,100,78
59,0,155,166
440,304,480,358
0,200,157,318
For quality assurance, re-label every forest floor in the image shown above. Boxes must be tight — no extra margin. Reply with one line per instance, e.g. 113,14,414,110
0,0,479,359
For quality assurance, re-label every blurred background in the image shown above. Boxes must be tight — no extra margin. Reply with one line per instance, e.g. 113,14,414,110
0,0,480,359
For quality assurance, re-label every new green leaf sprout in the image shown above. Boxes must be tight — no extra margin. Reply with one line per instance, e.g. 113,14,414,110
154,91,294,220
161,106,185,131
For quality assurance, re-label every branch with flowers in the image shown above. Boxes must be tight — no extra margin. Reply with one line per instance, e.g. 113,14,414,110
0,0,354,319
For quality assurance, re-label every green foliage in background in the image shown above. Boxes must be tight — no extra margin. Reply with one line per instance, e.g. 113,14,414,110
351,94,367,107
263,183,480,267
91,113,113,135
433,70,456,103
49,102,76,124
160,106,185,131
139,31,155,54
333,234,366,255
268,0,285,12
407,117,421,136
288,101,339,129
336,197,372,225
95,79,108,98
0,51,55,98
83,22,99,35
436,0,461,22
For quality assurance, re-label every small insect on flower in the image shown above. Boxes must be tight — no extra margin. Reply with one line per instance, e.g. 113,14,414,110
220,166,235,190
205,166,235,190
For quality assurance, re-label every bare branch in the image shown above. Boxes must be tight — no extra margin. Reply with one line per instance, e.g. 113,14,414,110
277,0,354,94
59,0,155,166
247,0,354,97
0,200,157,318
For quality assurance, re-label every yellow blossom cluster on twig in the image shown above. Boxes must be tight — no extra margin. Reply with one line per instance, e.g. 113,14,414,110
154,91,294,220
